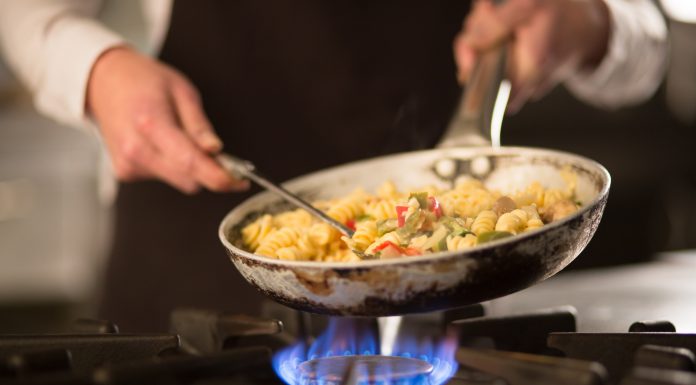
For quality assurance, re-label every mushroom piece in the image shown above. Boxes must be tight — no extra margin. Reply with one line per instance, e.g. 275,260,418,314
492,196,517,216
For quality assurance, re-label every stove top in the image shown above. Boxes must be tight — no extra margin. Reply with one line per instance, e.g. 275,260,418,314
3,253,696,385
487,251,696,332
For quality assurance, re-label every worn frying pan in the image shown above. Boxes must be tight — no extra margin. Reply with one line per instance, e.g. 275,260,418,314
217,48,611,316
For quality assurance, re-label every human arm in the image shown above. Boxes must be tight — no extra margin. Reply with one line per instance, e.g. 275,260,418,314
0,0,123,127
453,0,668,112
0,0,246,193
564,0,668,109
86,47,248,193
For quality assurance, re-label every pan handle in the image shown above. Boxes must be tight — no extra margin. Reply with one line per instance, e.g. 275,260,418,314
437,41,510,149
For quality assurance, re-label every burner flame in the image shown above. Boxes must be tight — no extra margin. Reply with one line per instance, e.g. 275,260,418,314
273,318,457,385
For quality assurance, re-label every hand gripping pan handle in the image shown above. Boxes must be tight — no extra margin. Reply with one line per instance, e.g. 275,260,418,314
437,41,510,148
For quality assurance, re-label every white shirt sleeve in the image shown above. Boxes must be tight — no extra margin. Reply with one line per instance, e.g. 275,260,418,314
0,0,125,129
564,0,668,109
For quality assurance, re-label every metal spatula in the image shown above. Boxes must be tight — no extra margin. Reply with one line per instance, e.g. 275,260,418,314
216,154,355,238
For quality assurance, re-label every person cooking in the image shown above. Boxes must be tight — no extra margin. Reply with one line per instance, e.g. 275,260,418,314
0,0,666,331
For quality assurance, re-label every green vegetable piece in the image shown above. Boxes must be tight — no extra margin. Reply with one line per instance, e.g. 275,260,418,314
356,214,375,222
376,219,397,236
451,228,472,237
397,209,423,238
441,216,471,237
421,225,448,251
449,223,471,237
422,210,439,224
438,216,454,226
409,192,429,210
434,237,448,252
478,231,514,244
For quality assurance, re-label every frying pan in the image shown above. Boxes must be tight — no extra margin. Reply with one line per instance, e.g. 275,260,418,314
217,48,611,316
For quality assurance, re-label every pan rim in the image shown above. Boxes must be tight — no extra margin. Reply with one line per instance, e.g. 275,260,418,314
218,146,610,268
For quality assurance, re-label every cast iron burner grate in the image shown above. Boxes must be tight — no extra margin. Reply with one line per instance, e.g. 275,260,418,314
448,310,696,385
4,302,696,385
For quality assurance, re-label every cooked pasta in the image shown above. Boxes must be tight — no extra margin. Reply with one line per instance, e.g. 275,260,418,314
351,221,378,251
366,199,397,221
447,234,477,251
255,228,300,257
273,209,313,228
521,205,544,231
376,181,402,200
241,177,580,261
471,210,498,236
495,209,528,234
327,199,363,224
308,223,338,246
241,214,274,250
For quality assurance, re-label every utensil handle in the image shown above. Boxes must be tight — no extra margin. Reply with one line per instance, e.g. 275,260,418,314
216,153,355,238
437,45,510,148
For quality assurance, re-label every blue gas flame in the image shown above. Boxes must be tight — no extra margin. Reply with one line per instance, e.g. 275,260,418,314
273,318,458,385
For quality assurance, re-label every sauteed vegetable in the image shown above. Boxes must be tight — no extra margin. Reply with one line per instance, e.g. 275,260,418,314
241,173,580,262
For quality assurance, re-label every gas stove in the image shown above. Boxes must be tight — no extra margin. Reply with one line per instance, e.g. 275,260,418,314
3,253,696,385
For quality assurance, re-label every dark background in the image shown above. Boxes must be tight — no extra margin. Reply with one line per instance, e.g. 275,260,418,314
505,83,696,269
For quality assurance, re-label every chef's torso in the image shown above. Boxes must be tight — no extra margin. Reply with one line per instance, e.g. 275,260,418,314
159,0,467,179
100,0,469,331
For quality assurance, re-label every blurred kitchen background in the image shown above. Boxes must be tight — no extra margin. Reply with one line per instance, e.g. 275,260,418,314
0,1,695,333
0,58,112,332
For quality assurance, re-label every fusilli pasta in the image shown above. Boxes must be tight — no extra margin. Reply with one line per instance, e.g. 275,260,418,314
241,177,580,261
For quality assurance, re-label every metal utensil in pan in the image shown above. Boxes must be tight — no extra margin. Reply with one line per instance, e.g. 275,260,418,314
216,154,354,238
217,47,611,316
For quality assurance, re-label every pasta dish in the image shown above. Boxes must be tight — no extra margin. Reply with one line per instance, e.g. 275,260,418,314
241,174,579,262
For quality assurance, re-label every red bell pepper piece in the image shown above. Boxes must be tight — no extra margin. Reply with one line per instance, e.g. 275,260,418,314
428,196,442,219
396,206,408,227
403,247,421,256
346,219,356,231
373,241,420,257
374,240,400,252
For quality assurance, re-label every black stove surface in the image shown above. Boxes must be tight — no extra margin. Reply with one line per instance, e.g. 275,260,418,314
3,253,696,385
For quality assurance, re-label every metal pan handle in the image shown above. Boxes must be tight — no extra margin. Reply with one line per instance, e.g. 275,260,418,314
437,42,511,149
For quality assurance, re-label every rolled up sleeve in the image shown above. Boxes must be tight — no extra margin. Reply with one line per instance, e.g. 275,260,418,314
0,0,125,129
564,0,668,109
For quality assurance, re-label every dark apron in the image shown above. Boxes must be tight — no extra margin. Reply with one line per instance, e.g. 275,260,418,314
99,0,469,331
